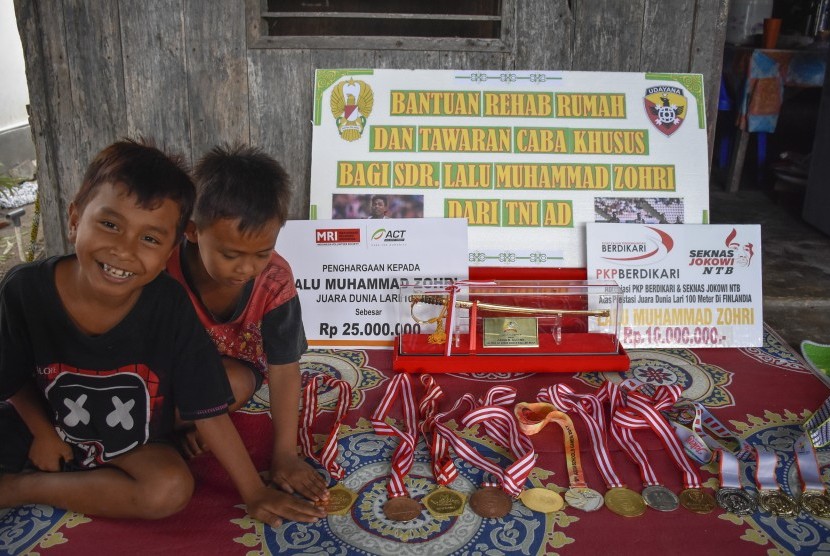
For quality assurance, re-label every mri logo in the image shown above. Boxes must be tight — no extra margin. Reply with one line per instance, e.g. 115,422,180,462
315,228,361,245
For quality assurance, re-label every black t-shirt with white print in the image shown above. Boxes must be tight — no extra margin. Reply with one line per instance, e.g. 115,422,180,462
0,256,232,468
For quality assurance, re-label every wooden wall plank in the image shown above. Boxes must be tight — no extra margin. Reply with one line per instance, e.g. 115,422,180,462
515,0,573,70
691,0,729,164
63,0,127,183
183,0,249,164
572,0,646,71
640,0,694,71
13,0,72,253
248,48,319,220
120,0,191,161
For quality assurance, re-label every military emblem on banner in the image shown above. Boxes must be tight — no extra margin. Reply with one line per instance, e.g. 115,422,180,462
644,86,686,137
330,78,374,142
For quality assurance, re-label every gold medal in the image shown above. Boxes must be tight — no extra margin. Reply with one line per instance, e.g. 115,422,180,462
604,487,646,517
519,487,565,513
800,491,830,519
758,489,799,517
322,483,357,516
422,486,466,517
679,488,717,514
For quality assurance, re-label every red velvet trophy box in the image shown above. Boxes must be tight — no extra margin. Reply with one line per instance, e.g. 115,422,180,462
392,276,630,374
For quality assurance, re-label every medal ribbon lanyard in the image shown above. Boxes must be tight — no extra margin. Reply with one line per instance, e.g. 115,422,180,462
539,384,625,489
419,375,458,486
601,381,661,487
794,434,826,494
462,404,537,496
433,386,536,496
754,447,782,491
715,449,744,490
299,374,353,481
614,382,703,489
664,401,754,464
804,394,830,449
371,373,419,499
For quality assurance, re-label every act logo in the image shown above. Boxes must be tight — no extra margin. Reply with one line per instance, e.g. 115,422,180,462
371,228,406,244
644,85,687,137
330,78,374,142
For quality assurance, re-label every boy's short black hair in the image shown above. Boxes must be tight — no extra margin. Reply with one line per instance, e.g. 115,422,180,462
371,194,387,205
73,138,195,236
192,144,291,234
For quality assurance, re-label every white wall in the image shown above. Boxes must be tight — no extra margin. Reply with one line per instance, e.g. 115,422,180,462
0,0,31,132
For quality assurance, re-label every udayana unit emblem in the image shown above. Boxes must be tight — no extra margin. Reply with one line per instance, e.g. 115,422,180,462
644,85,686,137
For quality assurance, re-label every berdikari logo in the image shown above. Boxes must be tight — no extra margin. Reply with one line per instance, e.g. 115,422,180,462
370,227,407,246
315,228,361,246
601,226,674,266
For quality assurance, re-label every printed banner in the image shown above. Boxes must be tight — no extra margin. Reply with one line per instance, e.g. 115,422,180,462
310,69,710,267
586,224,763,348
276,218,469,348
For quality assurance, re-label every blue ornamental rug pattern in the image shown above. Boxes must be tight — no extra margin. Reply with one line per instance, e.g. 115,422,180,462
576,348,735,408
706,410,830,555
233,421,574,556
241,349,388,415
739,326,813,373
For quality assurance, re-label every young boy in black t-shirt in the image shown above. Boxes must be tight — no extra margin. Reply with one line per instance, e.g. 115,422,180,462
0,139,325,527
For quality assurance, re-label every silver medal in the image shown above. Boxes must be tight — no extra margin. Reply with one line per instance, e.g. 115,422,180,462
716,487,757,515
642,485,679,512
563,487,604,512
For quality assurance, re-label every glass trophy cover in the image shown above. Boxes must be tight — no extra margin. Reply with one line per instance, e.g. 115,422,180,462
393,280,629,373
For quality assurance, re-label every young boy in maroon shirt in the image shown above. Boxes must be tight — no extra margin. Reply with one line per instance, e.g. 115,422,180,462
166,144,329,504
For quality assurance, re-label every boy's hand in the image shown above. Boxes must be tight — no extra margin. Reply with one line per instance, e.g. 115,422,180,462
29,434,74,472
245,485,327,528
269,453,330,503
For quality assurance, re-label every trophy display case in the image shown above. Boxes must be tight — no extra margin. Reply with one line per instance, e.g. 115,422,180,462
392,280,629,373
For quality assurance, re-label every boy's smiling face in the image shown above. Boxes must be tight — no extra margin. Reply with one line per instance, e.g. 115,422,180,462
68,181,180,299
187,218,280,289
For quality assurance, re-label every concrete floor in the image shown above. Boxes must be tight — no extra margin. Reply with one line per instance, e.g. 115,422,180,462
709,183,830,350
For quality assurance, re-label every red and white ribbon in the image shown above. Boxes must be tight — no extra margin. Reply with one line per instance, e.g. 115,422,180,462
616,382,702,489
605,380,703,489
371,373,418,498
600,380,660,486
539,384,626,489
299,374,352,481
432,386,536,497
419,375,458,486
